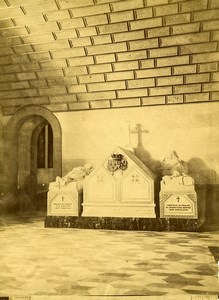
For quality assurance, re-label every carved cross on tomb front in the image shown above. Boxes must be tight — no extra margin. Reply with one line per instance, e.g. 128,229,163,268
131,174,145,184
97,174,104,184
176,196,180,202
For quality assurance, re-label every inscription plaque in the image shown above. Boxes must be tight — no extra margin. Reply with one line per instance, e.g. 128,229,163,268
164,195,193,214
160,193,197,219
47,190,79,216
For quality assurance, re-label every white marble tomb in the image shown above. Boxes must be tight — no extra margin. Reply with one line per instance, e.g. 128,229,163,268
159,151,198,219
47,163,93,216
47,181,83,216
82,147,156,218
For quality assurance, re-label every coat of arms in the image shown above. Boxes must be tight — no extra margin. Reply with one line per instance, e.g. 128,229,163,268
107,153,128,174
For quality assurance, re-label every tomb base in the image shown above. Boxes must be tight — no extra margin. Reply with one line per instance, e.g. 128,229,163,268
82,204,156,218
45,216,201,232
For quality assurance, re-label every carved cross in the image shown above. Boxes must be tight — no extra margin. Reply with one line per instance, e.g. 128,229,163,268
62,196,64,201
130,123,148,147
97,175,104,183
176,196,180,202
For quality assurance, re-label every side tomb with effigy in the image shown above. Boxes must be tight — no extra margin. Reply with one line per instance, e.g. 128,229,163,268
47,163,93,217
159,151,198,220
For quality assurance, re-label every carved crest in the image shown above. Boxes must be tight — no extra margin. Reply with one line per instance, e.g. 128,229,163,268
107,153,128,174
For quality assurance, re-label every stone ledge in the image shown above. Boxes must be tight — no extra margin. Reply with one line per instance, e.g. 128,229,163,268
45,216,201,232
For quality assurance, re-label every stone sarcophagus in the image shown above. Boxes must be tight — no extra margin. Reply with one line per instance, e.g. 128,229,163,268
159,151,198,219
47,163,93,217
47,181,83,216
82,147,156,218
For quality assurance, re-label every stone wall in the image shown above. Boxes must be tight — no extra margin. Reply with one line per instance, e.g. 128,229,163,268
0,0,218,115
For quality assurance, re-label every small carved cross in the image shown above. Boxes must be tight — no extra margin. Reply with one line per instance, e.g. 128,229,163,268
97,175,104,183
62,196,64,201
130,123,149,147
176,196,180,202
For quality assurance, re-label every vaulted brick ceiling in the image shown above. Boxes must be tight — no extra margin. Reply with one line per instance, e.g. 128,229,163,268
0,0,218,116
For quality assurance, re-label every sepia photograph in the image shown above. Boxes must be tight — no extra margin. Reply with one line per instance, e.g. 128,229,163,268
0,0,219,299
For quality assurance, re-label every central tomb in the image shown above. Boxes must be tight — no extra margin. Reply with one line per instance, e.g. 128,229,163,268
82,147,156,218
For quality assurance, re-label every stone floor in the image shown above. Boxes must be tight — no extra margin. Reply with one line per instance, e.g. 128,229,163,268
0,214,218,299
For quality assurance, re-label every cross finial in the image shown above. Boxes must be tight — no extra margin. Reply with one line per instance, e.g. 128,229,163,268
130,123,149,147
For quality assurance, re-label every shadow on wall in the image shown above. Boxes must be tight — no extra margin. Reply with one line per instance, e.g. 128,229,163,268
187,158,217,184
188,158,219,226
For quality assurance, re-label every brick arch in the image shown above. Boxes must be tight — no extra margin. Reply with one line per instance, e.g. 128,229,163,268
4,105,62,194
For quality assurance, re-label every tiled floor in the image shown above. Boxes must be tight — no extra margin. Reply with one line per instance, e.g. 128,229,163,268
0,215,218,298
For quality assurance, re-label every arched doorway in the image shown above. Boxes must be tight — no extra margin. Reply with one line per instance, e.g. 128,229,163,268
3,105,62,212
